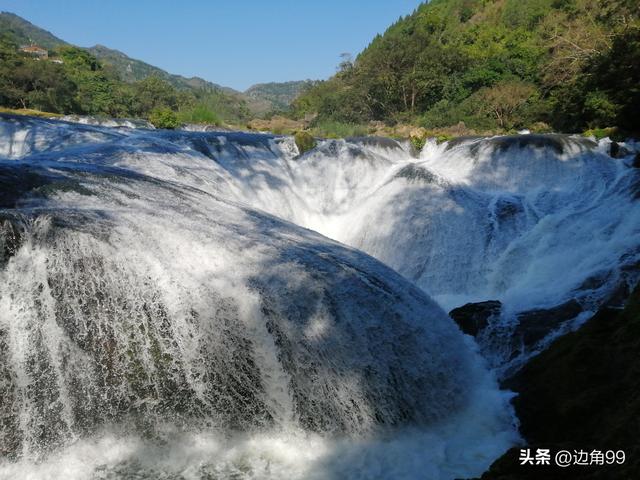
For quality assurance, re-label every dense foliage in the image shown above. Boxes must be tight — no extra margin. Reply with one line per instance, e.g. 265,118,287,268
0,36,244,125
293,0,639,134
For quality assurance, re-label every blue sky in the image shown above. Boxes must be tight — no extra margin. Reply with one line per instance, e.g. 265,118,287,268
0,0,422,91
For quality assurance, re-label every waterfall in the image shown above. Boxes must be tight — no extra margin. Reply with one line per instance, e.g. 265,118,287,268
1,113,638,478
0,114,519,479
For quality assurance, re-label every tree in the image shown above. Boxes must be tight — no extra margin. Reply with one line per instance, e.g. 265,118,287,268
132,76,179,115
478,80,536,129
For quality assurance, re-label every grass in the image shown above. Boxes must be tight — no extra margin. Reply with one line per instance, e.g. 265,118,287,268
177,105,221,126
0,107,63,118
582,126,624,141
310,120,369,139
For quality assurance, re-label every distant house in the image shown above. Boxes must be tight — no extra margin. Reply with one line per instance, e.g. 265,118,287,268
20,45,48,59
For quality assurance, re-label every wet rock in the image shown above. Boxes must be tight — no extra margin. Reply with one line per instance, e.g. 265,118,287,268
515,299,583,347
494,197,524,220
633,152,640,169
481,286,640,479
445,135,484,150
576,270,611,291
468,134,597,157
346,136,404,151
0,218,24,266
449,300,502,336
395,164,440,185
603,280,630,308
609,141,629,159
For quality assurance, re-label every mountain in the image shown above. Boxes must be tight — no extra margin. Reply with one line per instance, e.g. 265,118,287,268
0,12,238,94
0,12,307,118
0,11,68,49
244,80,318,113
86,45,312,114
86,44,230,92
293,0,639,134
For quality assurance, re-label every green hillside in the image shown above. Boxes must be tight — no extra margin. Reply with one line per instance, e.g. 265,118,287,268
293,0,639,134
245,80,319,113
0,12,252,122
85,45,256,122
0,11,68,49
84,43,311,116
86,45,230,93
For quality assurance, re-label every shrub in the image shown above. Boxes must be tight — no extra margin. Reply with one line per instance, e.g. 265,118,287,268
178,104,220,125
294,131,316,155
582,127,619,140
410,136,427,151
529,121,552,133
149,107,180,129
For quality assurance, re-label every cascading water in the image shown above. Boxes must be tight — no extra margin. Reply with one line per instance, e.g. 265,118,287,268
0,114,517,479
0,113,638,479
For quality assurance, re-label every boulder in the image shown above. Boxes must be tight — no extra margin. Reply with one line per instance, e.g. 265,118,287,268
515,299,583,347
603,280,631,308
481,286,640,479
609,141,629,158
449,300,502,336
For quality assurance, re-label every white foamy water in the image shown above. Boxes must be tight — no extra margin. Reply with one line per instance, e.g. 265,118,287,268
0,114,638,479
0,115,521,479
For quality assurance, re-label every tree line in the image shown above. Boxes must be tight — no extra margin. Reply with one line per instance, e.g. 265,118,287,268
292,0,639,135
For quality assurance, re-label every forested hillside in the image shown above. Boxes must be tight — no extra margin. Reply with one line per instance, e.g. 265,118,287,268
293,0,639,134
0,11,68,49
0,12,252,125
245,80,319,113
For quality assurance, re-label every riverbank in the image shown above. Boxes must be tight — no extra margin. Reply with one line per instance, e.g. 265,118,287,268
4,108,633,148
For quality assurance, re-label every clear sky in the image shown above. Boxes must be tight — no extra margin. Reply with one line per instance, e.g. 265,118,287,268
0,0,423,91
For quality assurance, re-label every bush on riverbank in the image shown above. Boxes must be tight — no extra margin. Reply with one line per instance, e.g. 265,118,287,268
294,131,316,155
149,107,180,129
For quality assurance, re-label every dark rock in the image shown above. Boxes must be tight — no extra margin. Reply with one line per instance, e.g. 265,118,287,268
395,164,439,184
633,152,640,169
494,197,524,220
445,135,484,151
346,136,404,151
609,141,630,159
482,286,640,479
515,299,583,347
449,300,502,336
576,270,611,291
0,218,25,267
603,280,630,308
